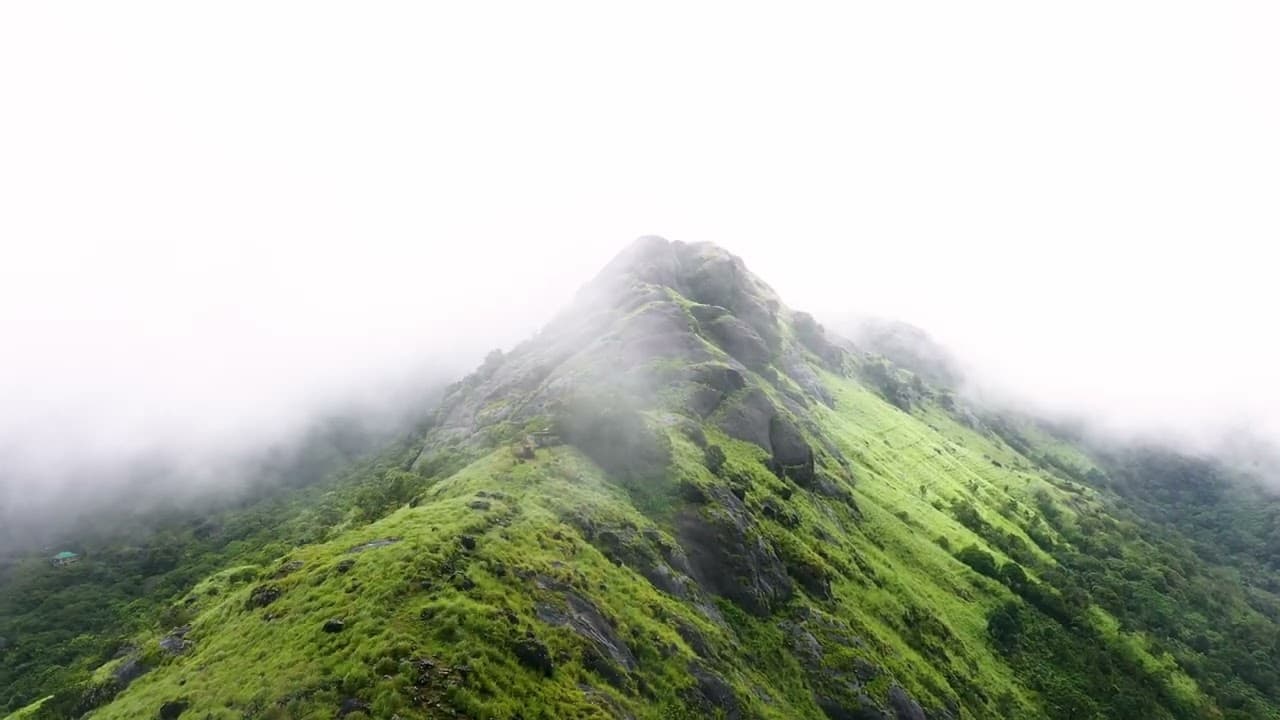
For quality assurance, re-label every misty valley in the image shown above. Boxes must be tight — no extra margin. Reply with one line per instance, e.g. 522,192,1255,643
5,239,1280,719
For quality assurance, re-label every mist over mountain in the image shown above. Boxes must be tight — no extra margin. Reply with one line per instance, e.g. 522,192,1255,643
3,237,1280,720
4,3,1280,719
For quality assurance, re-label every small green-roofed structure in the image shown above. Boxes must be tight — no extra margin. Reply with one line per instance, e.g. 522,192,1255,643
51,551,79,567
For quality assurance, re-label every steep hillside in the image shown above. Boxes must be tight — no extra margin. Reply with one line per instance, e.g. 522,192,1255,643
7,238,1280,719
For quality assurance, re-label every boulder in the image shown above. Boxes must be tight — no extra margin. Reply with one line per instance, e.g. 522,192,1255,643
322,618,346,633
768,415,815,485
513,635,554,676
246,585,282,610
158,626,192,656
715,388,776,450
158,699,188,719
888,686,927,720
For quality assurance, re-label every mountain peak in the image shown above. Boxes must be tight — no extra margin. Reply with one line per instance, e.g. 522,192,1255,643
418,237,851,486
586,236,784,322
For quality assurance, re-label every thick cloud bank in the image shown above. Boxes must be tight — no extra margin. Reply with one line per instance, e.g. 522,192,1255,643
2,2,1278,538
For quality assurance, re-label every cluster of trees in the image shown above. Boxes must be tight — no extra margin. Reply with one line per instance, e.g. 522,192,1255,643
1003,447,1280,720
0,438,425,714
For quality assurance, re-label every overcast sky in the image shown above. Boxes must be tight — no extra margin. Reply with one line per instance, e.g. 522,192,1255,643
2,2,1279,513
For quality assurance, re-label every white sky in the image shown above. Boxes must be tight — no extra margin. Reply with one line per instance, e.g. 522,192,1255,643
1,2,1279,502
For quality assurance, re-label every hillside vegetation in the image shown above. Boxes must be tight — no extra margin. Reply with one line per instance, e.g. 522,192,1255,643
5,238,1280,719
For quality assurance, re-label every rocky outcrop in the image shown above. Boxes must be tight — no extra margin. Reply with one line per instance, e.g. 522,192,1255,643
513,635,554,676
768,415,815,485
536,591,636,686
677,487,792,616
716,388,777,450
158,626,192,656
691,304,772,370
684,662,745,720
888,686,927,720
570,517,697,599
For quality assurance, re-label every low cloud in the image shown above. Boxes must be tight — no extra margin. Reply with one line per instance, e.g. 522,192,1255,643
3,3,1279,541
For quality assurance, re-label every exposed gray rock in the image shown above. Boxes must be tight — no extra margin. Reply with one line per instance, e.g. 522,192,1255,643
716,387,776,450
346,537,400,553
769,415,815,485
818,696,887,720
246,585,281,610
675,619,715,659
691,304,772,369
513,635,554,676
677,487,792,616
570,517,695,599
113,655,150,686
685,662,743,719
535,591,636,674
158,626,192,655
888,686,927,720
691,362,747,396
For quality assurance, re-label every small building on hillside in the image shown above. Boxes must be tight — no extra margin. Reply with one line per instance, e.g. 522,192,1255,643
50,551,80,567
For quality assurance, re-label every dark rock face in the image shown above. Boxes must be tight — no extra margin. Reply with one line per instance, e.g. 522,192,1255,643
322,618,346,633
691,363,747,396
819,696,888,720
113,656,150,687
572,518,696,599
467,499,491,511
675,619,714,659
769,415,815,485
716,388,777,450
513,635,554,676
677,487,792,616
683,662,743,719
691,305,771,370
158,699,188,719
888,686,927,720
335,558,356,574
536,591,637,681
246,585,282,610
459,535,477,551
685,363,748,418
782,609,887,716
761,497,800,528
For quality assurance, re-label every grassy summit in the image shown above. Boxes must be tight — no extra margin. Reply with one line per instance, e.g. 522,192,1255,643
7,238,1280,719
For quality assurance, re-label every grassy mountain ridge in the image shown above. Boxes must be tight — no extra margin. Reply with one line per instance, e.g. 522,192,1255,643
5,238,1280,719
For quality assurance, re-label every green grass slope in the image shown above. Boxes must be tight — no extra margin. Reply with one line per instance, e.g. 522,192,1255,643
9,237,1280,719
